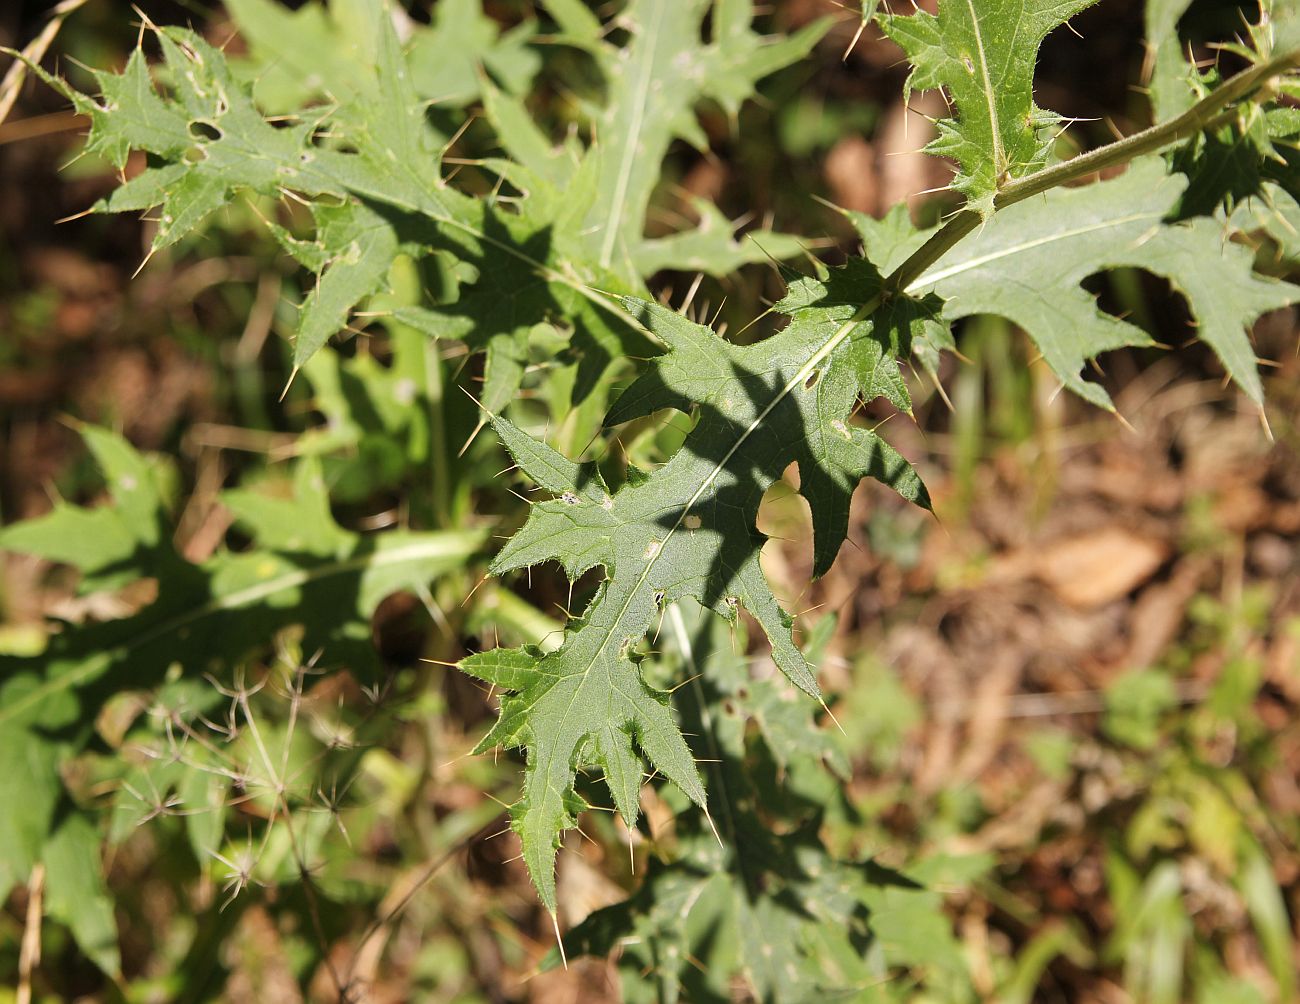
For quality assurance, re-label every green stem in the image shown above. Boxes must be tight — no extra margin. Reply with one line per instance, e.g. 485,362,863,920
882,49,1300,296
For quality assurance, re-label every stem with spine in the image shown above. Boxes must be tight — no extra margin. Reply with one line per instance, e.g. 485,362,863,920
881,48,1300,298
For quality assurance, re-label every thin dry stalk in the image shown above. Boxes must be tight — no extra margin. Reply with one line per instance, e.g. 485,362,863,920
17,862,46,1004
0,0,90,128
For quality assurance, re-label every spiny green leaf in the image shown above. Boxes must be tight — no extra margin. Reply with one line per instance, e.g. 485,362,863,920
880,0,1100,216
843,158,1300,408
551,0,830,282
293,202,401,369
48,5,643,395
558,602,929,1003
53,0,824,411
468,260,933,908
1230,177,1300,260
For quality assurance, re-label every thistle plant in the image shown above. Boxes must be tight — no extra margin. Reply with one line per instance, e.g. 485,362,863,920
2,0,1299,999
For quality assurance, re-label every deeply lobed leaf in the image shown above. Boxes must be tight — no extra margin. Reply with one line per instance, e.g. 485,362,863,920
880,0,1100,215
468,263,933,909
550,0,830,281
29,0,827,410
841,158,1300,408
558,601,957,1003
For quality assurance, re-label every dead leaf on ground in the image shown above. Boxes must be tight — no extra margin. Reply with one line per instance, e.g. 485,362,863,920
1024,527,1170,610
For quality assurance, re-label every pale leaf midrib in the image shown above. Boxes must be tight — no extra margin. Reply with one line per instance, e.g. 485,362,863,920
565,210,1164,699
598,0,666,269
908,209,1165,289
963,0,1004,177
569,300,874,699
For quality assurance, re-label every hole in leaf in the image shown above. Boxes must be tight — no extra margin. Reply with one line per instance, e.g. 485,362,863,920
604,24,632,48
1081,267,1189,344
189,120,222,142
804,369,820,390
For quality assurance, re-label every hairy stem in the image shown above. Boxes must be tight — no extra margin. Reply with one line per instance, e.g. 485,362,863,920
883,48,1300,296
